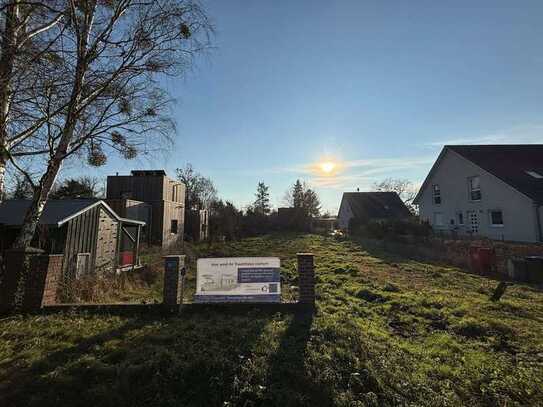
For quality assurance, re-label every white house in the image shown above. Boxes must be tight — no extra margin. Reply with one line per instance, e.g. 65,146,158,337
413,145,543,243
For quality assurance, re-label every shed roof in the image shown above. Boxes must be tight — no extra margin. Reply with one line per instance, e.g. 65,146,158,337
340,192,411,220
0,199,145,227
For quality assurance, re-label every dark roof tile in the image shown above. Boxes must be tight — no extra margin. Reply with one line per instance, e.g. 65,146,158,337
341,192,411,221
0,199,99,226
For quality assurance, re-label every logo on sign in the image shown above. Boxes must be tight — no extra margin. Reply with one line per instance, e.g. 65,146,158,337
194,257,281,303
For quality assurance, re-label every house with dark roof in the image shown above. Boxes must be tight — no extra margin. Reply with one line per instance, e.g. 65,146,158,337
337,192,412,230
413,145,543,243
0,199,145,276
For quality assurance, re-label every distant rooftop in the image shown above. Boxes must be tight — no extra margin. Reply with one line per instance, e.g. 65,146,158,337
341,192,411,220
130,170,167,177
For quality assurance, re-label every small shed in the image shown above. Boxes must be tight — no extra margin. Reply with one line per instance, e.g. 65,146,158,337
0,199,145,276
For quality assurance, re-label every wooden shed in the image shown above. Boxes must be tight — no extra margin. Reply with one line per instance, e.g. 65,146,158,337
0,199,145,276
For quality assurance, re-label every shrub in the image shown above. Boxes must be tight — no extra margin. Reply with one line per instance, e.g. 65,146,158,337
351,219,432,241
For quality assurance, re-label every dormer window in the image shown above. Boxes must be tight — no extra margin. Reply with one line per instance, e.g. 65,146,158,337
526,170,543,179
468,176,481,201
432,184,441,205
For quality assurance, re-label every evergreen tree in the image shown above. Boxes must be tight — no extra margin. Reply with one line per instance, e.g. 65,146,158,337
284,179,321,218
292,179,304,208
253,182,271,215
303,188,321,217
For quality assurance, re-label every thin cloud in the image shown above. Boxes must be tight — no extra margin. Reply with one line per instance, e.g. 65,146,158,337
426,124,543,148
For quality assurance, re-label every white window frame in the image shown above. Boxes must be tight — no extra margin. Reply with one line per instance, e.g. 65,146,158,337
489,210,504,228
468,176,482,201
432,184,441,205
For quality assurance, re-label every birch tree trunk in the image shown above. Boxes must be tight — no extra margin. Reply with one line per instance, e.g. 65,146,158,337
0,156,6,200
0,0,20,199
13,2,94,248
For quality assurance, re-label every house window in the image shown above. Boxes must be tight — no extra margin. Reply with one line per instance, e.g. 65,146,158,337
457,211,464,225
468,176,481,201
432,184,441,205
171,219,178,234
489,210,504,227
434,212,444,227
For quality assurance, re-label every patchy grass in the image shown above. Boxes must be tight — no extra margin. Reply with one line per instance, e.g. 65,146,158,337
1,234,543,406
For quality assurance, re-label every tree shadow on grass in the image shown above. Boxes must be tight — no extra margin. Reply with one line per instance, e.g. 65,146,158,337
260,308,333,407
0,308,276,407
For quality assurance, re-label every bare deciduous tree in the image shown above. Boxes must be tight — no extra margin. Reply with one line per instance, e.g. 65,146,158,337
176,163,217,210
0,1,66,197
373,178,417,213
5,0,212,247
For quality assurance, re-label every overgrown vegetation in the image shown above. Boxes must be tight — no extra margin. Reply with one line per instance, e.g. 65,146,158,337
1,234,542,406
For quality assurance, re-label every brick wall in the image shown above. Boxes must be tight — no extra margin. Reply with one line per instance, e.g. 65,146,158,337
0,249,64,312
41,255,63,306
298,253,315,305
357,237,543,275
163,255,186,306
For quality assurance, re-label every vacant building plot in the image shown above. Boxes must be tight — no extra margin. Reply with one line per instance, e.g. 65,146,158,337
1,234,542,406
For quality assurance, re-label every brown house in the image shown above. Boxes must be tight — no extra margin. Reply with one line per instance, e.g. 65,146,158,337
106,170,185,250
0,199,145,276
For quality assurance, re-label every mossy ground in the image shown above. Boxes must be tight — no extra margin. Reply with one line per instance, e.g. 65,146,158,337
1,234,542,406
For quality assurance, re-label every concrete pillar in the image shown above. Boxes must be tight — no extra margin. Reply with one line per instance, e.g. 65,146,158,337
163,255,186,307
297,253,315,306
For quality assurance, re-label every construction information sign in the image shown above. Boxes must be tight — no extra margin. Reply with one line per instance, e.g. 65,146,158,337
194,257,281,303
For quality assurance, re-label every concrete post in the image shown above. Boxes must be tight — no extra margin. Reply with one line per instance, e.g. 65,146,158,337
163,255,186,308
297,253,315,306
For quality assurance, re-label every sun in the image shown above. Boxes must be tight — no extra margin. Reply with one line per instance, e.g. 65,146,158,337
320,161,336,174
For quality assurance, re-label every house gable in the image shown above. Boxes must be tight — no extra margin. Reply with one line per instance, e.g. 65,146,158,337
417,148,538,242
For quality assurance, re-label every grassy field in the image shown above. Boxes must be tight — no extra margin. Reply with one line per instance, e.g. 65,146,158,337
1,234,543,406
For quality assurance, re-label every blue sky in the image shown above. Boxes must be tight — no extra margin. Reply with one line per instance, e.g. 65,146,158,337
92,0,543,213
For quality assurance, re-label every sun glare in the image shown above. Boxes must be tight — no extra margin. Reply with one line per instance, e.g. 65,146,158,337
320,161,336,174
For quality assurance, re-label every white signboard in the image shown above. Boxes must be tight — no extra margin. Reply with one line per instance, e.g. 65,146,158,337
194,257,281,303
